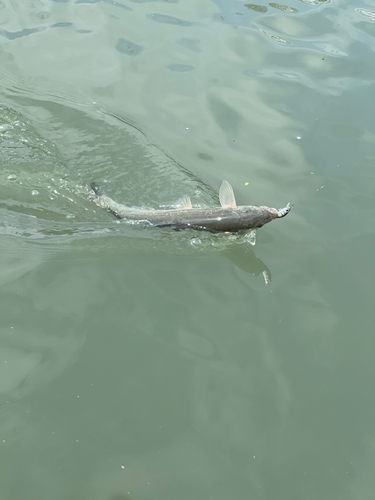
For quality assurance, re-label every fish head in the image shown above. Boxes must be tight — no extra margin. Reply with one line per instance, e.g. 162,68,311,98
237,205,279,230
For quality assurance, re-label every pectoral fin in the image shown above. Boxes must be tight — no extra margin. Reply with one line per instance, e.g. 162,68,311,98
244,229,257,246
219,180,237,208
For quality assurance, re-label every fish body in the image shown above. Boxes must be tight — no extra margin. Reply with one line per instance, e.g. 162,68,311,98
89,181,291,233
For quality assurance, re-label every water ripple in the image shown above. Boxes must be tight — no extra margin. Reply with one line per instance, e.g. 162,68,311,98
0,27,44,40
147,13,192,26
244,4,268,13
115,38,143,55
166,64,194,72
297,0,330,4
356,9,375,22
269,3,299,13
263,30,291,44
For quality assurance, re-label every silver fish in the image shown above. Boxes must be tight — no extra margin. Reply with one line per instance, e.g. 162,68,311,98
89,181,291,234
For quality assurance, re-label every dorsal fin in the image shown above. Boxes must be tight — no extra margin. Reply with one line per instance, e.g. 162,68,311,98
219,180,237,208
179,196,192,209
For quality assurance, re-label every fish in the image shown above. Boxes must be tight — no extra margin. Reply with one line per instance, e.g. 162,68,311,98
88,180,291,234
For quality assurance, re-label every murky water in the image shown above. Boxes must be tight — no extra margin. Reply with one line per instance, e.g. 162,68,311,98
1,0,374,499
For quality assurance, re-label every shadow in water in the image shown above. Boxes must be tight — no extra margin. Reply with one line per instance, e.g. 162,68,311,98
225,242,271,280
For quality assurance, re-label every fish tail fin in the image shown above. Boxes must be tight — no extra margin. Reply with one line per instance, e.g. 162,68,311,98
90,182,104,196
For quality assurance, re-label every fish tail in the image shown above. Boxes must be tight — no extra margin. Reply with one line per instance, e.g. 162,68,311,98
90,182,103,196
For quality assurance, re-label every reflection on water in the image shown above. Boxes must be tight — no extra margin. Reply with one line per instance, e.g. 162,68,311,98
244,4,268,13
356,8,375,21
225,243,272,279
263,30,291,44
269,3,299,13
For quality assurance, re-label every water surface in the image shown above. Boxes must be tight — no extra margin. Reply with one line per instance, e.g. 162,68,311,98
1,0,375,499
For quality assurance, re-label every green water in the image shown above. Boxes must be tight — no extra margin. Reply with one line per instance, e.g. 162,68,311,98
1,0,375,499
